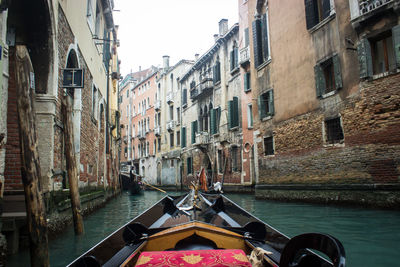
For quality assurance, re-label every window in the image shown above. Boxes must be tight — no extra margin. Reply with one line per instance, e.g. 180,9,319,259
170,132,174,148
252,11,270,68
230,42,239,71
181,127,187,148
147,97,150,108
264,136,274,156
325,117,344,144
218,150,224,174
94,1,101,37
169,105,174,120
244,27,249,47
187,157,193,175
258,90,274,120
367,30,398,75
247,104,253,128
304,0,332,30
228,97,239,129
314,55,342,97
244,71,251,92
153,140,156,155
177,130,180,146
231,146,241,172
213,58,221,84
182,88,188,106
177,107,181,124
191,120,198,144
170,159,174,168
157,137,161,152
86,0,95,31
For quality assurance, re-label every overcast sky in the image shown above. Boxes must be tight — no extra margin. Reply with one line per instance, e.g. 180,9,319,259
113,0,238,75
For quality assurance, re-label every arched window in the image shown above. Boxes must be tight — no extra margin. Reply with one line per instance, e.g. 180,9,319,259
199,107,203,132
204,106,208,132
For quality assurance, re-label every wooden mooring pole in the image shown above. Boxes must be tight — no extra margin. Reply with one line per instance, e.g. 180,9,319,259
61,92,84,235
15,45,49,267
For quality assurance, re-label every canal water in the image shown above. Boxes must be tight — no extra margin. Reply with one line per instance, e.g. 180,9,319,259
6,191,400,266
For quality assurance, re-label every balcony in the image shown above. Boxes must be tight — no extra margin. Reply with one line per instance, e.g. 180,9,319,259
155,100,161,110
154,126,161,136
195,132,210,145
191,77,213,100
240,46,250,65
166,120,176,131
359,0,393,15
166,91,174,103
137,131,146,140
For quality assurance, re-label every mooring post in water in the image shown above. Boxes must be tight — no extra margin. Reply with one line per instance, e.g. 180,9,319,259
61,90,84,235
15,45,50,267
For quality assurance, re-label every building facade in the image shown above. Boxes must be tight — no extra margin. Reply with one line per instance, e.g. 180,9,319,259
244,0,400,204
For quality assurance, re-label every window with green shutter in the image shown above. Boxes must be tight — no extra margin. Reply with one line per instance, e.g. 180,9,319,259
210,108,216,135
216,107,221,133
252,12,271,68
187,157,193,174
213,60,221,84
304,0,331,30
182,88,187,106
314,54,342,98
181,127,186,148
191,120,197,144
244,72,251,92
228,97,239,129
258,90,274,120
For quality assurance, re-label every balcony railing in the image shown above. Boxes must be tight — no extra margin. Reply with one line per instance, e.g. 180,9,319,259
190,88,198,99
137,131,146,140
166,91,174,103
154,126,161,136
166,120,176,131
240,46,250,65
359,0,393,15
155,100,161,110
195,132,210,145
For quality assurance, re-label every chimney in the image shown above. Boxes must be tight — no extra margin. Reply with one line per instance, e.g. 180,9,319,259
195,54,199,61
213,34,219,42
219,19,228,36
163,55,170,70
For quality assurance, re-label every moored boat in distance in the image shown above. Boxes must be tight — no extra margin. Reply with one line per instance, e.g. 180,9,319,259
68,188,345,267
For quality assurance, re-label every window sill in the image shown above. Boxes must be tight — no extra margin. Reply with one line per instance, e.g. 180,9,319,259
264,154,275,158
256,58,272,71
229,126,239,131
247,126,253,130
230,67,240,75
91,115,97,125
308,12,336,34
372,69,400,80
261,115,272,122
320,90,337,99
244,88,251,93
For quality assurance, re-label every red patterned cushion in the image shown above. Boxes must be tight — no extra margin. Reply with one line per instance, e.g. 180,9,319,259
135,249,252,266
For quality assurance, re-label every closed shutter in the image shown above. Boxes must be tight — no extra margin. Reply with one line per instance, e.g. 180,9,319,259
182,88,187,105
213,65,217,84
232,97,239,127
333,54,343,89
228,100,233,129
181,127,186,148
257,96,266,120
234,47,238,68
230,50,234,71
357,38,373,79
244,72,248,91
314,64,325,98
392,25,400,68
191,121,196,144
252,19,262,67
268,90,274,116
304,0,317,30
261,14,269,61
216,107,221,133
322,0,331,20
210,108,216,135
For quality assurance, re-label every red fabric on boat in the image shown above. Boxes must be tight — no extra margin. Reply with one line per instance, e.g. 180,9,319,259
135,249,252,266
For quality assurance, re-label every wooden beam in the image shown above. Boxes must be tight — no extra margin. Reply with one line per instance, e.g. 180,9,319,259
15,45,49,267
61,91,84,235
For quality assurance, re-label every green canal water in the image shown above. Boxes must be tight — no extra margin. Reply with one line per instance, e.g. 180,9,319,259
6,191,400,266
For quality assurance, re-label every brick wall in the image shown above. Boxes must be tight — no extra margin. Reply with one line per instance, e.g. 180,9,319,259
4,48,23,191
257,72,400,185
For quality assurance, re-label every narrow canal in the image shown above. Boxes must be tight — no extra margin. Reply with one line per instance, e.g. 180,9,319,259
7,191,400,267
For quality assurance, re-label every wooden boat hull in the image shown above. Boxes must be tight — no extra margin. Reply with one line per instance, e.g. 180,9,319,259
68,193,345,267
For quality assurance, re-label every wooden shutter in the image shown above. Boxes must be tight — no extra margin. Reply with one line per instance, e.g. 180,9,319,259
314,64,325,98
261,14,269,61
181,127,186,148
304,0,317,30
234,47,238,68
268,90,274,116
252,19,262,67
333,54,343,89
230,50,234,71
213,65,217,84
228,100,233,129
182,88,187,105
392,25,400,68
191,121,196,144
210,108,216,135
258,96,266,120
244,72,248,91
233,97,239,127
322,0,331,20
357,38,373,79
216,107,221,133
